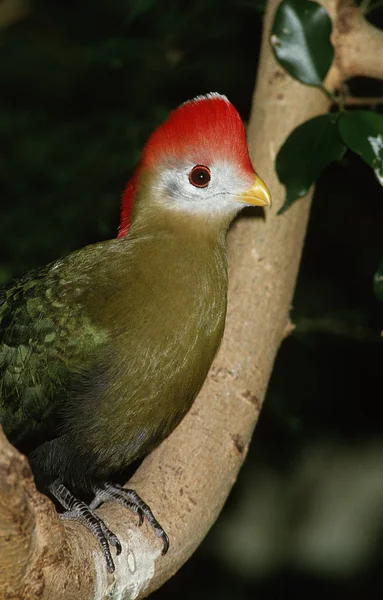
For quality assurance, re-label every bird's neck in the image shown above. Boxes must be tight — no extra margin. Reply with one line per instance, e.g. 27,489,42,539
129,207,227,247
126,179,235,243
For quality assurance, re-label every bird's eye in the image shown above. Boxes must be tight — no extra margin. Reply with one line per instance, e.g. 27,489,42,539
189,165,211,188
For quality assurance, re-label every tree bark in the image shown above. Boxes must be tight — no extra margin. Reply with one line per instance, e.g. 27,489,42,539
1,1,383,598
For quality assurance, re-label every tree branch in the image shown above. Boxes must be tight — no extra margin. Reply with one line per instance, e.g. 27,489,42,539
1,1,382,598
330,0,383,83
336,96,383,106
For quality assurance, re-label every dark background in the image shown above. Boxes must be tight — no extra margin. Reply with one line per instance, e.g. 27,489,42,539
1,1,383,598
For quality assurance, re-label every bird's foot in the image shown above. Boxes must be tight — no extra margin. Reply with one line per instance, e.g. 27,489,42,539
91,482,169,555
49,480,121,573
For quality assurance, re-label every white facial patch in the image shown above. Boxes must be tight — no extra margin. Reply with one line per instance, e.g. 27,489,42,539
152,161,254,219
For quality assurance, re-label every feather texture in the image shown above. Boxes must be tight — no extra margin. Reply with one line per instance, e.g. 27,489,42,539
1,92,263,497
0,93,270,570
1,208,228,492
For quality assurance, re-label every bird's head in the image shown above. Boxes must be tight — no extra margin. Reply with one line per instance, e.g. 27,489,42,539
118,93,271,237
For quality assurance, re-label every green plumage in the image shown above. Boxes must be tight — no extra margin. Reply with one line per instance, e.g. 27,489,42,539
0,92,271,570
0,206,227,492
0,265,107,448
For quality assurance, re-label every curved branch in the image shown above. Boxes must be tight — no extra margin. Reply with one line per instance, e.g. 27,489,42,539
1,1,382,598
331,0,383,82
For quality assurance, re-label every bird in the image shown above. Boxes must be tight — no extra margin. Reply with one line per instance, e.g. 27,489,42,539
0,92,271,572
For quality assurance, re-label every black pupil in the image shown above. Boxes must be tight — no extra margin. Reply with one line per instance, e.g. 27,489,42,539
190,166,210,187
196,170,207,183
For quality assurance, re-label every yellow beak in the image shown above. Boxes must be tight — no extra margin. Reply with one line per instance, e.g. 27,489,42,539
238,174,272,207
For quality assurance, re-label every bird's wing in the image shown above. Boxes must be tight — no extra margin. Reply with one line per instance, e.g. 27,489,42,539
0,258,109,452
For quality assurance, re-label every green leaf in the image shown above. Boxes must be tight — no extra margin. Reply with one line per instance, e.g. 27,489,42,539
271,0,334,86
338,111,383,187
276,114,346,213
374,258,383,301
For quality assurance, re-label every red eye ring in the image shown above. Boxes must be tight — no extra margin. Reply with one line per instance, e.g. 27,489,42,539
189,165,211,188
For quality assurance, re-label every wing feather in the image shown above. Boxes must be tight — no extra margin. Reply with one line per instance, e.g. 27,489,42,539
0,260,109,451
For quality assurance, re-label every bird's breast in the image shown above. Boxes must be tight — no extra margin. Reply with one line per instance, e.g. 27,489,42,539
77,232,228,475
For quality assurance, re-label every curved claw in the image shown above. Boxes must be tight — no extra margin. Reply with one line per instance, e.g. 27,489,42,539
137,509,144,527
111,534,122,556
49,480,117,573
93,483,170,559
160,530,170,555
99,521,122,557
